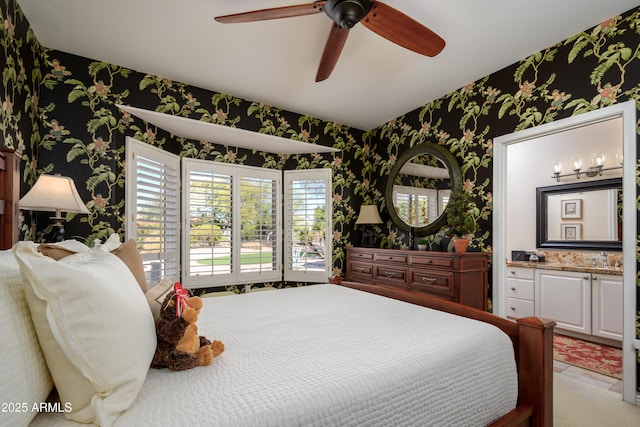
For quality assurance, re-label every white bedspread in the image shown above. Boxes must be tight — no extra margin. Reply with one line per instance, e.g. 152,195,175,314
31,284,517,426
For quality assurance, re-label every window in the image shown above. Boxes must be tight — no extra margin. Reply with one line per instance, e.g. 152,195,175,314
284,169,332,282
125,137,180,286
182,158,281,287
125,140,332,288
392,185,450,226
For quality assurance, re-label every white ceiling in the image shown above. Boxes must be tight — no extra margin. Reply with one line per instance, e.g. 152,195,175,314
16,0,640,131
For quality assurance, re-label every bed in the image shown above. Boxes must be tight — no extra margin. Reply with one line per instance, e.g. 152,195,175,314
0,156,554,427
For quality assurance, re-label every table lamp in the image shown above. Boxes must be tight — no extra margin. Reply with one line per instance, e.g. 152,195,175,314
19,174,90,242
355,205,383,247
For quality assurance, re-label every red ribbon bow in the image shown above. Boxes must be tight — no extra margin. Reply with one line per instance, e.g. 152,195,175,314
173,282,190,318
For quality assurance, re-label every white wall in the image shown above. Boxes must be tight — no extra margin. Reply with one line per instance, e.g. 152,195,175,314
505,117,623,257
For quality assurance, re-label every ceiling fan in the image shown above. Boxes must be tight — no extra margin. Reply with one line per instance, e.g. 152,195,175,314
214,0,445,82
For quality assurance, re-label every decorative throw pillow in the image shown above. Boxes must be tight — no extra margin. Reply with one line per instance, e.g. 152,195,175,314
14,241,156,426
111,239,148,293
37,235,148,293
145,277,174,321
37,239,90,260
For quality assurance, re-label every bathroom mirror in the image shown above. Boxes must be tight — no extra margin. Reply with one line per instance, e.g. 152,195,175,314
536,177,622,250
385,143,462,236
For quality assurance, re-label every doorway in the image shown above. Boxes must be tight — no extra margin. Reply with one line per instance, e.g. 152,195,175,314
492,100,637,405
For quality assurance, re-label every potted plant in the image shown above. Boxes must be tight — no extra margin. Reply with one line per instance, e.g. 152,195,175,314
417,238,428,250
446,187,476,253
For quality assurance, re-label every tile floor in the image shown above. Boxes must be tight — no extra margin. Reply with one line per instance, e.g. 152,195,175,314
553,359,623,393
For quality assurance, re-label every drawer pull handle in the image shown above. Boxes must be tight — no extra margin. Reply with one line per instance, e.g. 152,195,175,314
354,267,365,272
422,277,437,284
510,306,516,311
510,270,516,275
384,271,396,278
510,287,516,291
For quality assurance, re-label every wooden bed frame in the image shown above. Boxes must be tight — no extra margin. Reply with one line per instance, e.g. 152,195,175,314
0,148,20,250
0,152,552,426
339,281,555,427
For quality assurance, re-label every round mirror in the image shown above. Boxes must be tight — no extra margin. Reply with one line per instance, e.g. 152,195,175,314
385,143,463,236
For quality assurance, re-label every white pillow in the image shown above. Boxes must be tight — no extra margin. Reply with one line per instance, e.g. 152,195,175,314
13,241,156,427
0,250,53,427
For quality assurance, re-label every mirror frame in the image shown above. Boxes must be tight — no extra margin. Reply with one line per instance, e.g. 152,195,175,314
535,177,622,251
385,143,463,236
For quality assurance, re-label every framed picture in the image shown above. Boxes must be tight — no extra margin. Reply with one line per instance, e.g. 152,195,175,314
561,199,582,219
561,223,581,240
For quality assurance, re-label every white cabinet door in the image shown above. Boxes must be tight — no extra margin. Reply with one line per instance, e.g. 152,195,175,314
536,269,591,335
591,273,623,341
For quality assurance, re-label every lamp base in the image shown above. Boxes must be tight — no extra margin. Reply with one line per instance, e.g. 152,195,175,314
49,224,65,243
361,228,377,247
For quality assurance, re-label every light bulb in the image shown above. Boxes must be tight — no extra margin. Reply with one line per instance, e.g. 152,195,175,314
591,152,605,167
571,157,583,171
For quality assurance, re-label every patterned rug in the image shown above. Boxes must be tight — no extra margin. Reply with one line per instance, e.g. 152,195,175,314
553,334,622,379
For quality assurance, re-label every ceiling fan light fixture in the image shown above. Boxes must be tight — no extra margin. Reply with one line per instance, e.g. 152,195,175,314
325,0,372,29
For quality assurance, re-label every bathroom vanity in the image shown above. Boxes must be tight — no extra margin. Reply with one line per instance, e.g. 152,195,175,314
506,261,622,345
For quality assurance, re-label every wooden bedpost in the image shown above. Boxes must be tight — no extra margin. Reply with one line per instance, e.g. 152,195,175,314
0,148,20,250
516,316,555,427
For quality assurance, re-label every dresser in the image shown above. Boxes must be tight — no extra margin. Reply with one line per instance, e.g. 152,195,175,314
345,247,489,310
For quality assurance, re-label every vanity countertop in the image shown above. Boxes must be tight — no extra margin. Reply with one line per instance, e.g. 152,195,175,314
506,261,623,276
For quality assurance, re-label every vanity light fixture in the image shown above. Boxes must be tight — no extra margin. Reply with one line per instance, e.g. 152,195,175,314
552,152,621,182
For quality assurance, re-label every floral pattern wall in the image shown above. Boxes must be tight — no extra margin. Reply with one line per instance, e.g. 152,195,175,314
2,0,640,389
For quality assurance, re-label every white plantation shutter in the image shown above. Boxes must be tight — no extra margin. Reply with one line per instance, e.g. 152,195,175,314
284,169,332,282
125,142,328,288
186,167,234,280
125,137,180,285
239,174,278,275
183,158,281,287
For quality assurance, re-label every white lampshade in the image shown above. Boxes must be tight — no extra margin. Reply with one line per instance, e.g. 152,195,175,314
355,205,383,225
19,174,90,219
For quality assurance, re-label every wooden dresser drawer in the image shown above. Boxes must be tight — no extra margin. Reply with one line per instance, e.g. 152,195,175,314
410,254,454,269
408,269,454,296
374,265,407,288
348,250,374,261
506,297,534,319
347,261,374,282
506,277,534,300
375,252,409,264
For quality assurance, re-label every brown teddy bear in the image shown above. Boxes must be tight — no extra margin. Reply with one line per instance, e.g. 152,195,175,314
151,283,224,371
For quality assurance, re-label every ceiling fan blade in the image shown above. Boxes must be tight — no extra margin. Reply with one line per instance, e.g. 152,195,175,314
361,1,445,57
315,24,350,82
215,2,326,24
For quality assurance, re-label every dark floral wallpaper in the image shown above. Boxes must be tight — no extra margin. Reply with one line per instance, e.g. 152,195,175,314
2,0,640,390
